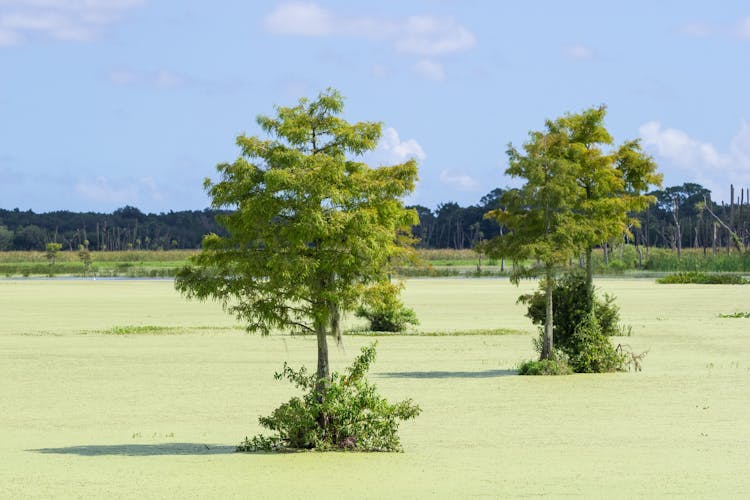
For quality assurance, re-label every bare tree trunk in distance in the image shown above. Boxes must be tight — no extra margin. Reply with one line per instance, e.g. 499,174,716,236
672,198,681,259
585,246,593,301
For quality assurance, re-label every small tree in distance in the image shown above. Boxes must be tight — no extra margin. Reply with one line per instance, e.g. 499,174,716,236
45,242,62,276
175,88,421,450
482,126,583,362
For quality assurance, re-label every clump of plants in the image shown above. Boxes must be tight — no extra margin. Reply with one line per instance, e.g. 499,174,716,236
567,314,626,373
237,343,421,452
355,281,419,332
718,312,750,318
656,272,748,284
518,273,622,351
518,273,630,374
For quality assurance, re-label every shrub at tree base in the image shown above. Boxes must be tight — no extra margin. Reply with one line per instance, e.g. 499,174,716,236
237,343,421,452
355,282,419,332
518,272,622,357
518,358,572,375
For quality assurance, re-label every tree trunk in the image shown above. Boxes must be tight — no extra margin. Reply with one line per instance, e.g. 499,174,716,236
540,265,554,361
585,246,593,301
315,317,330,382
315,315,330,429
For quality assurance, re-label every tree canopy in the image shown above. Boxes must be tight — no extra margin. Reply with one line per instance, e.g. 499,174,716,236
483,127,584,359
175,88,418,382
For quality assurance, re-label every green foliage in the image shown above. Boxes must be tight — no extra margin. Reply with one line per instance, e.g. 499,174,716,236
568,314,626,373
518,358,572,376
656,272,748,284
518,273,622,356
355,281,419,332
175,88,418,349
237,343,421,452
718,312,750,318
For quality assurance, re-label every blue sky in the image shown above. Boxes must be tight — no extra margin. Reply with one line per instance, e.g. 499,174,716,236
1,0,749,213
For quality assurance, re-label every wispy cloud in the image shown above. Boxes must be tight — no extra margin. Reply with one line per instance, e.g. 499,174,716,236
0,0,144,46
75,175,162,205
679,16,750,40
562,43,593,60
439,169,480,191
678,22,715,37
108,68,188,89
737,17,750,39
413,59,445,81
638,120,750,199
264,2,476,57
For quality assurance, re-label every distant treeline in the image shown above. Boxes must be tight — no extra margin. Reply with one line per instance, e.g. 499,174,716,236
412,183,750,253
0,183,748,252
0,206,227,251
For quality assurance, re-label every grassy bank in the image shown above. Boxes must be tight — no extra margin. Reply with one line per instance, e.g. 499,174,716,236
1,246,748,278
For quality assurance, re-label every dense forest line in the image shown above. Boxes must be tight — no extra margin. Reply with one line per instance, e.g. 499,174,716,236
0,183,748,253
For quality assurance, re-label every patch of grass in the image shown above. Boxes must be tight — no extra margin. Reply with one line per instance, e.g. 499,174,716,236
88,325,241,335
96,325,184,335
346,327,525,337
656,271,748,284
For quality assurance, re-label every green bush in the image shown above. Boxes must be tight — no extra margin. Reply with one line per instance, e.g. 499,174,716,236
568,314,626,373
237,343,421,452
656,271,748,284
518,272,621,358
355,281,419,332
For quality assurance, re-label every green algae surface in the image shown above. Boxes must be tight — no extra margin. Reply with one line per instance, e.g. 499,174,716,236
1,278,748,498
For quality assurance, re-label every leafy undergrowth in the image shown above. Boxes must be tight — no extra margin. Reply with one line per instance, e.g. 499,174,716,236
237,343,421,453
656,272,748,284
517,358,572,375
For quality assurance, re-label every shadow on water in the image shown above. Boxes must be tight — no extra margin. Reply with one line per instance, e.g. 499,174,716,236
30,443,236,456
378,369,517,379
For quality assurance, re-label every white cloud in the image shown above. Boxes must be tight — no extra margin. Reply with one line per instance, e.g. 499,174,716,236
377,127,426,163
562,43,593,60
639,121,728,168
263,1,333,36
0,0,143,46
395,15,476,55
638,120,750,199
264,2,476,57
413,59,445,81
439,170,480,191
679,16,750,40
